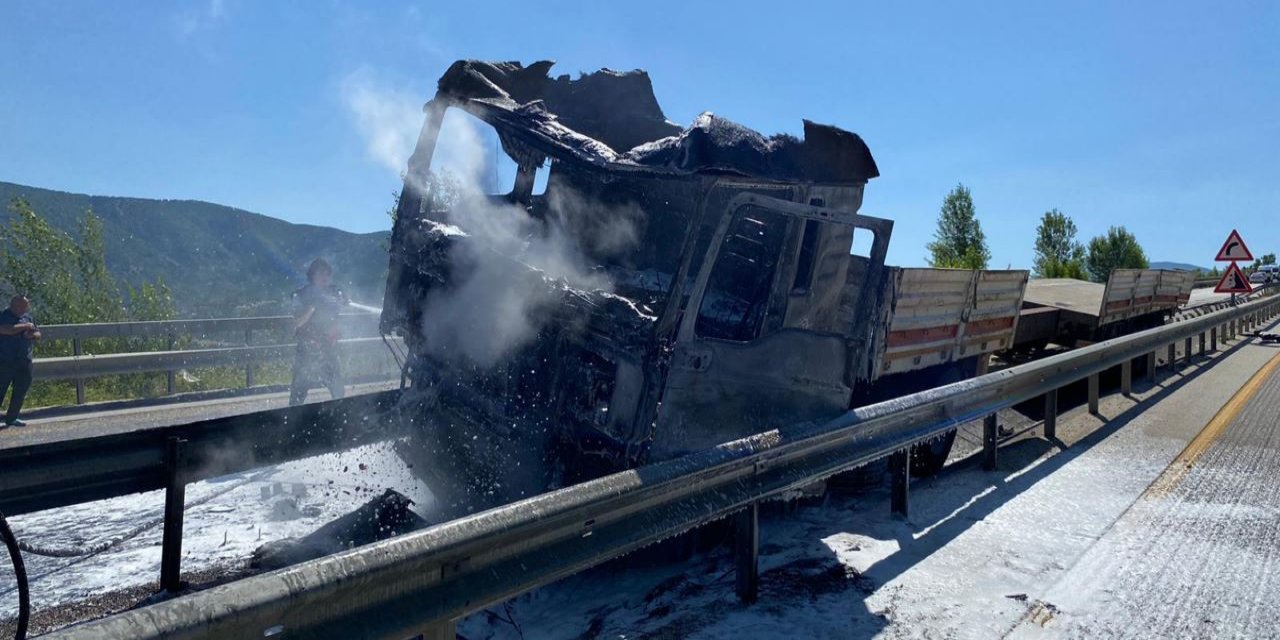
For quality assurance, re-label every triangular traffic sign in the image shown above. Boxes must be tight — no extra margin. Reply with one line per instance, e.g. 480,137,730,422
1214,262,1253,294
1215,229,1253,262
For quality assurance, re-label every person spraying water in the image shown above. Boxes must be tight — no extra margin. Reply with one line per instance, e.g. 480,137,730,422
289,258,350,405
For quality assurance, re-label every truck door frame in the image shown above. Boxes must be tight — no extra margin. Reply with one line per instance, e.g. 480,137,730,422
676,192,893,344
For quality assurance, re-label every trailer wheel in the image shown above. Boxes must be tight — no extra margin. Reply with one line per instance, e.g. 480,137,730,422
910,429,957,477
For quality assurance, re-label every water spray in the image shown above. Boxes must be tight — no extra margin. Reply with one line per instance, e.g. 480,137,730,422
347,301,382,314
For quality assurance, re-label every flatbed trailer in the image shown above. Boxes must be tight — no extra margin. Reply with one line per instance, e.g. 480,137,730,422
1012,269,1195,350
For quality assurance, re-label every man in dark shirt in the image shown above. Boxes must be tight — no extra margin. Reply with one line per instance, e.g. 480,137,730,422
289,259,350,405
0,295,41,427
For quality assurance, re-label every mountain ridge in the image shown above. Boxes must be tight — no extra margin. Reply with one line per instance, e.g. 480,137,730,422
0,180,391,317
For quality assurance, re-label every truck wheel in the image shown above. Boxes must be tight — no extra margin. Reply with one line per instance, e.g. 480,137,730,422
910,429,957,477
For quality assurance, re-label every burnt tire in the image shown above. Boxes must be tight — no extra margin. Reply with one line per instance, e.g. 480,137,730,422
910,429,956,477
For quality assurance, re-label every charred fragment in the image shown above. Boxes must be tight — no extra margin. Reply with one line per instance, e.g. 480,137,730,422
381,60,1022,518
252,489,427,571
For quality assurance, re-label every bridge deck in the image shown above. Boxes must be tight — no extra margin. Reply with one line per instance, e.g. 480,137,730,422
0,381,398,450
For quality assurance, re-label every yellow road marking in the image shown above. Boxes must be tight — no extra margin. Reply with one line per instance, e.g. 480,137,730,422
1145,349,1280,498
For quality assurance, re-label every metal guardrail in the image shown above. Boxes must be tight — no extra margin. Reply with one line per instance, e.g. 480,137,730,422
38,294,1280,639
37,313,380,341
32,312,392,403
1175,283,1276,321
33,337,394,380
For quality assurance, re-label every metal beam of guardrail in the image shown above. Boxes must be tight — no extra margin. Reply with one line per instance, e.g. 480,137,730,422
32,336,397,381
31,311,396,403
36,312,380,341
46,288,1280,639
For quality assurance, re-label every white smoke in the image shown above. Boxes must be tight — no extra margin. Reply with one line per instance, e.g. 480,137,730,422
341,72,427,175
342,76,641,367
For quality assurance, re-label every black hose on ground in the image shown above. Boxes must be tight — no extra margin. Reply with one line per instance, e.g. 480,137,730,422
0,511,29,640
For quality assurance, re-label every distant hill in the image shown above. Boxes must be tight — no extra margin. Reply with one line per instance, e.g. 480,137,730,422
0,181,391,317
1151,261,1207,272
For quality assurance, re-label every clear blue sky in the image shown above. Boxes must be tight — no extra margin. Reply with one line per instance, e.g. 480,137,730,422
2,1,1277,268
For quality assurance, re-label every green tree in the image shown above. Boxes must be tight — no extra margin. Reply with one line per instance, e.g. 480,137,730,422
127,279,177,323
1032,209,1086,279
2,198,181,406
1085,226,1149,283
1249,253,1276,272
927,184,990,269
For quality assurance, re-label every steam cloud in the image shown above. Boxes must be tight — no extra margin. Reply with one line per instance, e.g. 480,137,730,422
341,72,427,175
342,76,642,367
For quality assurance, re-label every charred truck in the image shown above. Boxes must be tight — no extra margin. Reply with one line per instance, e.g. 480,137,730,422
382,60,1027,518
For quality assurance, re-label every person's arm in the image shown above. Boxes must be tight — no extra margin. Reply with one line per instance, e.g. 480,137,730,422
293,306,316,331
24,328,41,341
0,322,34,336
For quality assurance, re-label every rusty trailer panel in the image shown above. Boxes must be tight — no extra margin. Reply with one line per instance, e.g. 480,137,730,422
1100,269,1191,325
874,268,1028,378
1161,270,1196,307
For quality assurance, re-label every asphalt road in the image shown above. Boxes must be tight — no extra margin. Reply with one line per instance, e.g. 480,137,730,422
1009,346,1280,639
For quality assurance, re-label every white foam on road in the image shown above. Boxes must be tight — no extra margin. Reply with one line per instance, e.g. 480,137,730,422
0,442,430,618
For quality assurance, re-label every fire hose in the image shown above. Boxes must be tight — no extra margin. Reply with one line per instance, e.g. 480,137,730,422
0,511,29,640
0,471,270,636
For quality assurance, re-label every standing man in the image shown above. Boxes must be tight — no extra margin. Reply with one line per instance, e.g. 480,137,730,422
0,295,41,427
290,259,350,405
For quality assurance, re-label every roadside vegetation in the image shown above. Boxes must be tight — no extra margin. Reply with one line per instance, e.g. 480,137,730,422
0,198,296,408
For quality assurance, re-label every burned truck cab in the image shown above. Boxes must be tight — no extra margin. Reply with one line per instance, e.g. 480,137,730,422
381,60,888,515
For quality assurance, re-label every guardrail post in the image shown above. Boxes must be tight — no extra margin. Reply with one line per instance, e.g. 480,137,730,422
1145,351,1156,383
1199,332,1206,357
1211,327,1218,352
1183,337,1192,366
890,450,909,517
1044,388,1058,440
734,503,759,604
982,413,999,470
244,329,255,388
1121,359,1133,397
417,621,457,640
1087,373,1100,414
160,437,188,593
1167,343,1177,373
73,337,86,404
166,334,177,395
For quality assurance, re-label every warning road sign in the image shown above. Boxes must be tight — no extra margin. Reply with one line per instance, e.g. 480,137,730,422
1214,262,1253,294
1215,229,1253,262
